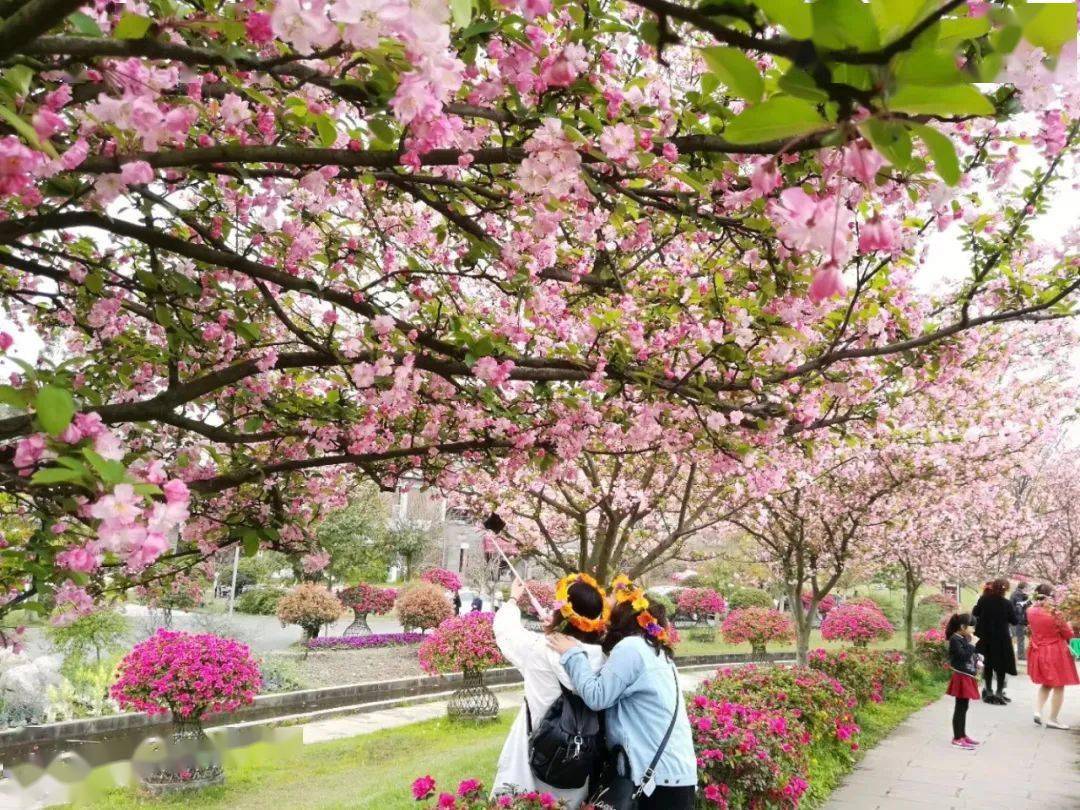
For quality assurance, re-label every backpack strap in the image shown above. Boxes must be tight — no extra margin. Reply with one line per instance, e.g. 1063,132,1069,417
633,666,681,799
524,697,532,735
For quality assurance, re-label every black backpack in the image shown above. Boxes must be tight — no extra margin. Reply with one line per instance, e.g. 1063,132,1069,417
526,687,603,789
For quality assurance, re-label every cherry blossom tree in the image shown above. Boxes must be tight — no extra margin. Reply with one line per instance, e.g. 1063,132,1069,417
0,0,1078,628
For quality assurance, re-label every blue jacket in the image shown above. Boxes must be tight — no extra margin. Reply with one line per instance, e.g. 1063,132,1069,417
560,636,697,794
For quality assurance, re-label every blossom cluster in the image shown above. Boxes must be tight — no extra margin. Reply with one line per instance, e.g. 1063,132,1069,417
913,629,949,673
919,593,959,615
306,632,424,651
519,580,556,618
808,648,908,705
337,583,398,615
110,629,261,719
675,588,727,617
720,607,794,652
411,775,565,808
418,612,506,675
819,604,895,646
801,593,838,615
420,568,464,592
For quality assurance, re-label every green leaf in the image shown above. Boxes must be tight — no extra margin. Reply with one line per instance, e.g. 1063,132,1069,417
82,448,127,485
724,96,828,144
812,0,880,51
450,0,472,28
235,321,261,342
892,48,964,86
84,272,104,295
0,384,26,409
888,83,993,116
859,119,913,170
701,46,764,103
753,0,813,39
1021,2,1077,55
777,68,829,102
314,114,337,147
239,527,260,557
934,16,991,43
368,117,397,146
31,467,85,486
0,104,58,158
35,386,75,436
114,13,152,39
68,11,103,37
2,65,33,97
910,123,961,185
132,483,163,497
870,0,933,43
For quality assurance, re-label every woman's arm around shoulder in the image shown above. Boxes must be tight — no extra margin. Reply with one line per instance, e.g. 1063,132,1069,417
558,636,644,712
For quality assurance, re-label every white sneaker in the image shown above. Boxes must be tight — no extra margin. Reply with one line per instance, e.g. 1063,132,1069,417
1045,719,1070,730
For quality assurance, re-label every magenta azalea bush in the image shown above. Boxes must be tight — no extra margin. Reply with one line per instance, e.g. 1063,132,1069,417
418,612,506,675
809,648,908,704
843,596,884,613
698,664,860,751
420,568,464,592
820,604,894,646
690,693,810,809
676,588,727,617
721,607,794,653
412,776,565,808
110,629,261,720
338,583,398,615
801,592,838,615
306,632,424,651
914,629,949,673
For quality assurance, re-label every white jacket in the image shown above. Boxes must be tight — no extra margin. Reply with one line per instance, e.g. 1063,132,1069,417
491,601,605,806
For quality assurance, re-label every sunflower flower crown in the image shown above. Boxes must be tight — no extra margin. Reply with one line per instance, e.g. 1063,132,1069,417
553,573,610,634
610,573,671,645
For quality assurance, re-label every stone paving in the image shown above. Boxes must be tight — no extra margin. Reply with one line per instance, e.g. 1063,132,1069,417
825,672,1080,810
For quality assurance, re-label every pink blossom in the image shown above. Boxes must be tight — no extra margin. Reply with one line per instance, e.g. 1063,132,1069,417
270,0,338,55
472,357,516,386
371,314,394,335
858,216,901,254
0,331,12,351
390,72,442,124
600,123,636,162
842,143,885,185
13,434,46,470
412,775,436,800
89,483,142,523
301,550,331,573
808,263,845,303
162,478,190,504
56,544,101,573
0,135,44,197
32,109,65,140
119,160,153,185
245,11,274,43
93,429,126,461
51,581,95,626
749,159,781,197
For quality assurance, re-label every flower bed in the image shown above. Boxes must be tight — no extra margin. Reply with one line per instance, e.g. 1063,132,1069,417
913,629,949,673
306,632,425,651
808,648,908,704
413,776,565,808
418,612,505,675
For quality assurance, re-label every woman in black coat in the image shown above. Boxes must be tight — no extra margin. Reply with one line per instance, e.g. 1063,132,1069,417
972,578,1018,704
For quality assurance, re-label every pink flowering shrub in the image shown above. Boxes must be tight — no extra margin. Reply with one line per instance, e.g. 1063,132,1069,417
418,612,506,675
276,583,343,640
411,775,566,808
843,596,884,613
914,629,949,673
396,582,453,632
676,588,727,617
110,629,261,720
721,607,794,653
801,592,838,615
698,664,860,752
808,648,908,705
820,604,894,647
520,580,556,618
420,568,463,592
338,583,397,615
918,593,959,615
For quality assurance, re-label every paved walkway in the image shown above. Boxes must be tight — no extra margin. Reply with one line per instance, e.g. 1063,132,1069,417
826,673,1080,810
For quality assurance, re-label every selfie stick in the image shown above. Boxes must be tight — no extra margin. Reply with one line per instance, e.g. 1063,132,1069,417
483,513,548,619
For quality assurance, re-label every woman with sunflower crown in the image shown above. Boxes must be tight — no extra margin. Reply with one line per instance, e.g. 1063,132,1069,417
491,572,609,805
549,574,697,810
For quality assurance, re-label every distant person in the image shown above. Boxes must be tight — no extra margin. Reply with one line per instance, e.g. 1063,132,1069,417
972,578,1017,704
1028,584,1078,730
945,612,981,750
452,590,462,616
471,595,483,612
1009,580,1031,660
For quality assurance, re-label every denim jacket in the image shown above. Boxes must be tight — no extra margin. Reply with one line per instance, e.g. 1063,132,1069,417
560,636,697,795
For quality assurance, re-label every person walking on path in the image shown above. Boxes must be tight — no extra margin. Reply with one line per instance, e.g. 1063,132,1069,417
1028,583,1079,730
491,575,607,806
550,576,698,810
973,578,1017,704
1009,580,1031,660
944,612,981,750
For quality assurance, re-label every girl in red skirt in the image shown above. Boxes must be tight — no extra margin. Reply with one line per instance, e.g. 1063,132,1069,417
946,613,982,749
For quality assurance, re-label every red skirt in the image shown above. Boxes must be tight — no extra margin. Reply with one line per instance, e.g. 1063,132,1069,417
1028,641,1080,687
946,671,981,700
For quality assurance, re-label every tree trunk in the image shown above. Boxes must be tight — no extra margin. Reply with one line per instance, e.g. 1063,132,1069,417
788,584,813,666
904,575,918,654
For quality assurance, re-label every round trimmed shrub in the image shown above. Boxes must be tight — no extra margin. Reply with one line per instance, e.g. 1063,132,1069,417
276,583,343,640
820,604,894,647
395,582,453,633
418,612,506,675
721,607,794,654
236,585,285,616
338,583,397,616
111,629,261,720
726,586,774,610
676,587,727,618
914,628,949,674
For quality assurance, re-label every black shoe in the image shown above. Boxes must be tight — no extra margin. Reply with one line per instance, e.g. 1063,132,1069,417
982,689,994,702
996,692,1011,704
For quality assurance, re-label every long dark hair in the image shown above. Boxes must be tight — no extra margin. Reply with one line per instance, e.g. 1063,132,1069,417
602,599,675,660
546,581,604,645
983,578,1009,598
945,612,973,638
1033,583,1054,600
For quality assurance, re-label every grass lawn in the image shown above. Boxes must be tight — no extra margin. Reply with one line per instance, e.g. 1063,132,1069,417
677,628,905,658
68,714,513,810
